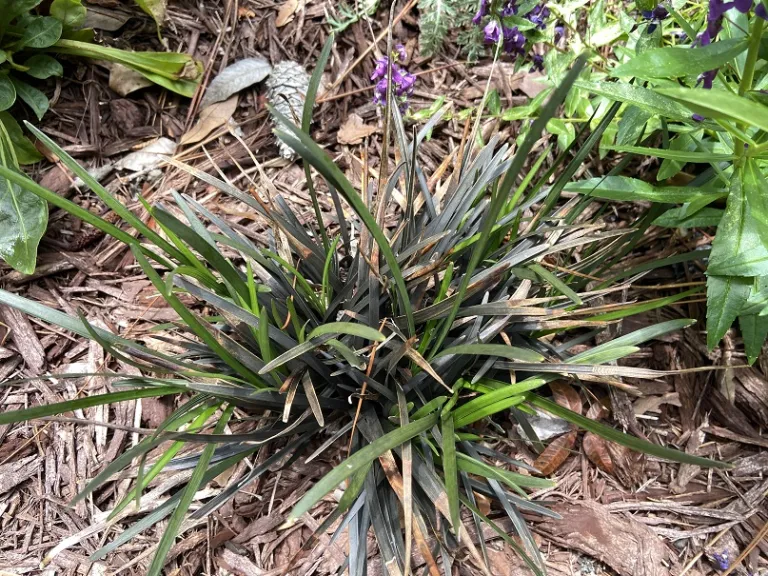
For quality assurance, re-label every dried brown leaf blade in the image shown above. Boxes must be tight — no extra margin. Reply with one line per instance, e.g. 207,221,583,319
534,431,576,476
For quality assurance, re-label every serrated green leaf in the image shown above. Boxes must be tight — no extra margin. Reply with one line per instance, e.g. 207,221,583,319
50,0,87,29
709,166,768,277
738,312,768,364
653,206,724,228
574,80,692,120
657,87,768,133
616,105,651,146
744,159,768,231
22,54,64,79
706,275,752,349
565,176,726,203
613,38,748,79
10,78,48,120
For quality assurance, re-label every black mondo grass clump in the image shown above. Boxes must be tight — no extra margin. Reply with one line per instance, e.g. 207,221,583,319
0,43,727,575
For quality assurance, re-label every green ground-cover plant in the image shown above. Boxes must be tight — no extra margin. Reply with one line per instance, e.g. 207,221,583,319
0,40,728,574
0,0,201,275
561,0,768,362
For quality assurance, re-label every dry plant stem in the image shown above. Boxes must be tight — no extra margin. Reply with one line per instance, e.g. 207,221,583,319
322,0,418,96
347,318,389,455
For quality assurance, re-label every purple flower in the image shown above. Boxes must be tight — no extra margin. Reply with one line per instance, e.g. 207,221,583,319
692,113,705,122
530,54,544,72
756,0,768,17
371,57,389,81
503,25,525,56
527,4,550,29
712,551,730,571
501,0,518,17
472,0,488,24
642,4,668,32
554,24,565,42
394,44,407,62
484,20,502,43
371,54,416,110
697,69,717,89
733,0,753,11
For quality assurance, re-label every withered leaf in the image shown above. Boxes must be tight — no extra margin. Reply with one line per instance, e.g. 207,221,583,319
583,432,614,474
549,381,583,414
534,430,577,476
586,397,610,420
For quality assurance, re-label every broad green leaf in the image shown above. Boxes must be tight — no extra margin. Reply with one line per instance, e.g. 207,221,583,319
527,394,730,468
50,0,87,29
606,144,736,162
739,313,768,364
657,87,768,133
709,167,768,277
135,0,167,27
288,412,440,522
10,78,48,120
19,16,63,48
0,77,17,111
565,176,726,203
744,159,768,231
308,322,385,342
0,175,47,274
23,54,64,79
0,113,42,164
657,132,697,181
616,105,651,146
613,39,748,79
706,275,752,349
574,80,692,120
436,343,544,363
653,206,724,228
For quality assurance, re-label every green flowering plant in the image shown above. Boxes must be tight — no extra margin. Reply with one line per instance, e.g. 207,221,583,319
0,0,202,275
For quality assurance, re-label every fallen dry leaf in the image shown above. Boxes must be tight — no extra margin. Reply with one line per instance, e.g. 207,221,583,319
181,95,238,145
534,430,576,476
549,381,583,414
238,6,256,18
108,63,152,97
586,396,611,420
200,57,272,109
337,114,378,145
115,137,176,172
633,392,681,416
537,500,673,576
276,0,298,27
583,432,614,474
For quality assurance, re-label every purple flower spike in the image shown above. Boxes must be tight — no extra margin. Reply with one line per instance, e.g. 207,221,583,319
371,57,389,81
756,1,768,18
484,20,502,43
501,0,518,17
472,0,488,24
554,24,565,42
692,113,705,122
733,0,753,12
697,69,717,89
530,54,544,72
527,4,550,29
503,25,526,56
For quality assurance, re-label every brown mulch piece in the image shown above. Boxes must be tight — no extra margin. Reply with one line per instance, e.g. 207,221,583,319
1,1,767,575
